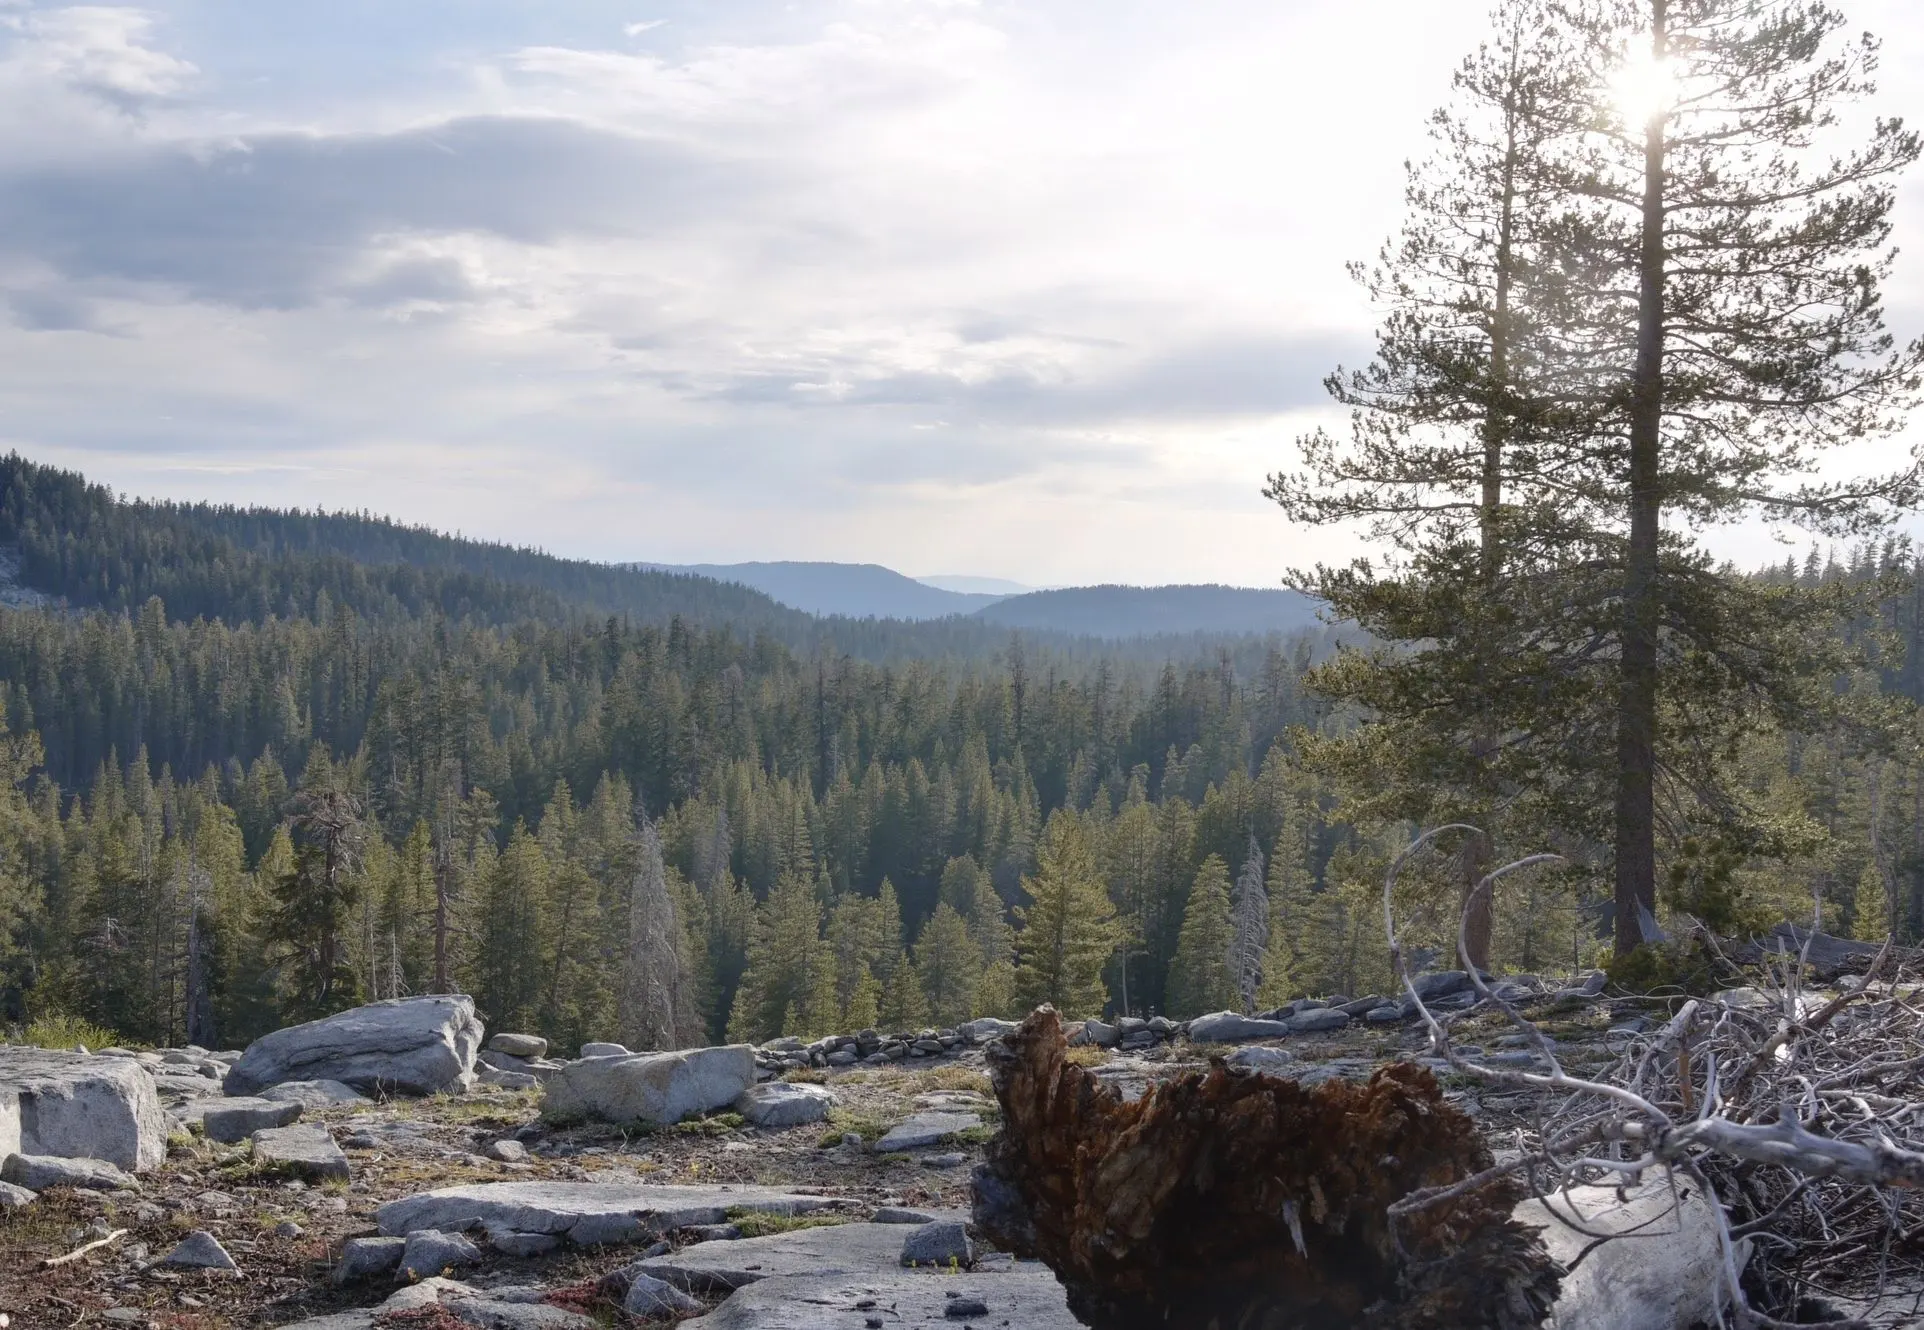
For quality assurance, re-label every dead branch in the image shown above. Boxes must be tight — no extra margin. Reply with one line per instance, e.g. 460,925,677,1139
41,1228,126,1267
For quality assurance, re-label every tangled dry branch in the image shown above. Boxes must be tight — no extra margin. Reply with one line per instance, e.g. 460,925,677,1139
1384,826,1924,1329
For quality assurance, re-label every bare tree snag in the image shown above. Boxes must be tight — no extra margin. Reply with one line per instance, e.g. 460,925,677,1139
973,1007,1559,1330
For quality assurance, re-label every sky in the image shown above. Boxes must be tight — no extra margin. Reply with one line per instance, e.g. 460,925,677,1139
2,1,1923,588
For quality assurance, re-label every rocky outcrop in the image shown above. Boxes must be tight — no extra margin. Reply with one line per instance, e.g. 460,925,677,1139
224,996,483,1097
544,1045,754,1127
681,1267,1081,1329
638,1223,911,1293
0,1046,169,1171
375,1180,844,1248
1185,1011,1294,1043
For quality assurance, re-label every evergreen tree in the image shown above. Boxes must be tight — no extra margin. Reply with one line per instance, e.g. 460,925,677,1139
728,874,838,1041
1167,855,1238,1019
1013,812,1117,1018
914,902,981,1027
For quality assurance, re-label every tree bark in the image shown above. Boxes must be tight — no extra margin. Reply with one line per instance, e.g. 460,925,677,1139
1614,0,1668,958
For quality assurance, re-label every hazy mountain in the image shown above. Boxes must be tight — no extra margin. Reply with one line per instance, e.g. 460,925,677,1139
916,573,1034,596
638,560,1006,620
974,584,1321,638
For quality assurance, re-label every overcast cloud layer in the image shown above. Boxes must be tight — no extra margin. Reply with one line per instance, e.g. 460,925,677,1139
2,0,1922,586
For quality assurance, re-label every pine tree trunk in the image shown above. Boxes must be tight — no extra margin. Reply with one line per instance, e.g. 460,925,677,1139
1461,830,1495,972
1614,0,1669,958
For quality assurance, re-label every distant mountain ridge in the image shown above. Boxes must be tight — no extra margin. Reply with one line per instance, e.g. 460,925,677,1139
640,559,1319,638
977,583,1321,638
636,560,1003,620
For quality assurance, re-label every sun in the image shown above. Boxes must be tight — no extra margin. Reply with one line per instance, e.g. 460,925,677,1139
1610,48,1677,126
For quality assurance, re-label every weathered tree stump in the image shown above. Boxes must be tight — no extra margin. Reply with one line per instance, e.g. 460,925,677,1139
972,1007,1559,1330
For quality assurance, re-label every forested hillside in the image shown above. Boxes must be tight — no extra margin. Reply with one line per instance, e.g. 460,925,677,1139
0,452,1919,1062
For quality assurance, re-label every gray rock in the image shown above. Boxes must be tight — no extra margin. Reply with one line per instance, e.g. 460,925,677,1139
0,1047,169,1172
377,1180,843,1245
201,1096,303,1143
1366,1005,1407,1025
1577,969,1608,995
489,1034,549,1059
640,1223,907,1293
625,1272,705,1317
1287,1007,1352,1034
1337,995,1389,1017
1517,1182,1745,1329
401,1228,483,1279
734,1081,833,1128
578,1041,629,1057
225,995,483,1098
336,1235,407,1282
488,1229,561,1258
1,1152,135,1190
1410,970,1475,1001
873,1111,980,1153
162,1229,236,1270
478,1066,540,1090
277,1220,305,1238
544,1045,755,1127
260,1079,371,1108
486,1138,529,1163
959,1017,1017,1043
681,1267,1078,1329
253,1124,350,1183
873,1207,941,1224
680,1223,742,1241
1186,1012,1294,1043
444,1298,597,1329
0,1179,34,1206
921,1152,968,1168
1223,1046,1294,1074
900,1219,972,1268
1073,1019,1120,1048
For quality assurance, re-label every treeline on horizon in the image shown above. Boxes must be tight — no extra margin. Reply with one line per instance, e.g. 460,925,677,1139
0,454,1920,1054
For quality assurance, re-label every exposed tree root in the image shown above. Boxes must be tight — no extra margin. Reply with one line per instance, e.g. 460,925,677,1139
973,1007,1559,1330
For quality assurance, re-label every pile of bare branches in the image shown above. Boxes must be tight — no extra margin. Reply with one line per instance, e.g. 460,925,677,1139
1385,827,1924,1330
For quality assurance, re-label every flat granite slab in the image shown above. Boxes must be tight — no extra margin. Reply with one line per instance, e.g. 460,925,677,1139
683,1265,1078,1329
639,1223,910,1293
377,1182,847,1246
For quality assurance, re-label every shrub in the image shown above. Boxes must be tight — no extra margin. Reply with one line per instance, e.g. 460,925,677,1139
17,1012,122,1051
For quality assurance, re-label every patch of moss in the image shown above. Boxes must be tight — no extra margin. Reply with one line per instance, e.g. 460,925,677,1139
781,1066,828,1085
725,1208,852,1238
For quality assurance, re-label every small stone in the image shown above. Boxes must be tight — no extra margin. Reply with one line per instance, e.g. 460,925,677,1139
624,1272,705,1318
678,1222,742,1242
336,1235,406,1282
162,1230,237,1270
873,1111,980,1152
486,1139,529,1163
1224,1046,1295,1074
253,1123,351,1183
0,1180,35,1207
400,1228,483,1280
945,1296,990,1318
0,1153,136,1191
873,1206,938,1224
901,1219,973,1268
275,1220,304,1238
735,1080,834,1128
922,1152,968,1168
1286,1007,1351,1034
488,1033,550,1059
489,1229,561,1258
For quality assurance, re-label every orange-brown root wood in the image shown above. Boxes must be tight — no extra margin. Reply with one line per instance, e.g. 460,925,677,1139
972,1008,1559,1330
